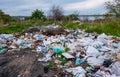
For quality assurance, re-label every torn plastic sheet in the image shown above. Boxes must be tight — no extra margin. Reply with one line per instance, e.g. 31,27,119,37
62,52,74,59
97,33,109,46
75,57,85,65
66,66,86,75
87,57,104,66
110,61,120,76
86,46,100,57
97,33,108,39
38,54,52,62
96,70,119,77
79,38,94,46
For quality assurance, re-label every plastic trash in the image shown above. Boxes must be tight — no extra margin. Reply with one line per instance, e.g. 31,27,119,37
53,48,65,54
38,54,52,62
87,57,104,66
86,46,100,57
64,75,68,77
97,33,108,46
111,62,120,76
10,45,17,49
37,35,43,40
97,33,108,39
36,46,42,53
96,70,116,77
62,52,74,59
118,42,120,48
37,44,47,53
101,38,108,46
95,45,102,50
43,40,51,46
0,27,120,77
66,66,86,75
75,57,85,65
0,44,7,48
113,42,120,48
85,66,94,73
20,40,25,45
112,43,119,48
75,73,86,77
0,49,7,54
79,38,94,46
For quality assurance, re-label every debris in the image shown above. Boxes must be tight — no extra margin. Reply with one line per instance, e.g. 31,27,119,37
75,57,86,65
66,66,86,75
62,52,74,59
110,61,120,76
86,46,100,57
22,27,40,33
41,25,66,35
0,49,7,54
0,25,120,77
87,56,104,66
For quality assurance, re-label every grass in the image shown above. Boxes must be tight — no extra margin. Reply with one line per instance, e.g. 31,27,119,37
48,61,56,68
0,18,120,37
85,19,120,36
0,23,32,33
0,20,52,34
60,18,120,37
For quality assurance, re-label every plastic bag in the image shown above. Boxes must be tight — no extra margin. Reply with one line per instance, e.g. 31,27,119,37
0,49,6,54
111,62,120,76
86,46,100,57
53,48,65,54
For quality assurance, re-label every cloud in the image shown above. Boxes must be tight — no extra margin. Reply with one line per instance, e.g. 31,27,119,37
0,0,113,16
64,0,111,11
0,0,50,16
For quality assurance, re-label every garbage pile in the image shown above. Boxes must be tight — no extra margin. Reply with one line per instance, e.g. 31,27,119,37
0,25,120,77
22,27,40,33
41,25,66,35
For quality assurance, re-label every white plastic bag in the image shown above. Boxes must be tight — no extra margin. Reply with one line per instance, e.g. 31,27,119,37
86,46,100,57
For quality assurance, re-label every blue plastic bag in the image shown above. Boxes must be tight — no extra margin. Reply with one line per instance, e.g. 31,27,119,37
37,35,42,40
20,40,25,45
0,49,6,54
53,48,65,54
75,57,85,65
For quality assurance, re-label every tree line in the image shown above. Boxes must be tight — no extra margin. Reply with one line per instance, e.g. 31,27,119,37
0,0,120,24
0,10,15,24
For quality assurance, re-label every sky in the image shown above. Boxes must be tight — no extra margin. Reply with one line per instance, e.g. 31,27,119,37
0,0,113,16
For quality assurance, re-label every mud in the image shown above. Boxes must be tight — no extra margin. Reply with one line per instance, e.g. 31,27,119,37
0,49,61,77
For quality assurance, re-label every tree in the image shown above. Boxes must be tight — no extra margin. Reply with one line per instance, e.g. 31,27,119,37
0,10,4,21
0,10,4,16
49,5,64,21
0,10,12,24
2,14,11,23
103,13,111,20
105,0,120,16
31,9,46,20
66,14,79,21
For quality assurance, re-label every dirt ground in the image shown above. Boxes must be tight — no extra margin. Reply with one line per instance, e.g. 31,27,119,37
0,49,62,77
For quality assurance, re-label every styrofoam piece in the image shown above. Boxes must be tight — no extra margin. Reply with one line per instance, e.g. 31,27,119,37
62,52,74,59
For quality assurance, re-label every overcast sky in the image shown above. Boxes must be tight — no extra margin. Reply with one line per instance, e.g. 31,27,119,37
0,0,113,16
